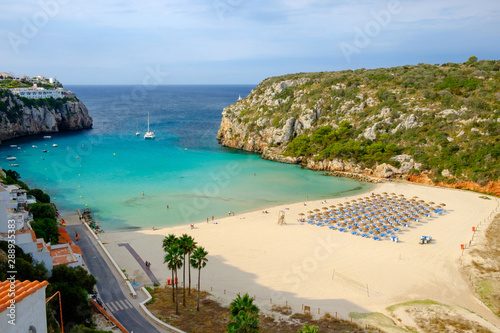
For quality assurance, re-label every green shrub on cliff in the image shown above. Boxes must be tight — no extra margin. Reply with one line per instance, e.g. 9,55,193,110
223,58,500,183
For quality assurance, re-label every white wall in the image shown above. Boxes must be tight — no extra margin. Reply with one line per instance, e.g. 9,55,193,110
0,285,48,333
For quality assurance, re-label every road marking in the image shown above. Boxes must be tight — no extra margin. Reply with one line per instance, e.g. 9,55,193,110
106,302,117,312
115,300,125,310
124,299,133,308
118,300,130,309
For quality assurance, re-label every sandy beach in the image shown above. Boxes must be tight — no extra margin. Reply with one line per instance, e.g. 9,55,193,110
97,180,500,327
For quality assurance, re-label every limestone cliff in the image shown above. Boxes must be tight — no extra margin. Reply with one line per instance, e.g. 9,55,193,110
217,60,500,192
0,91,92,142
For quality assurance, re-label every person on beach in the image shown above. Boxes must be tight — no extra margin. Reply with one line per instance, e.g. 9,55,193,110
145,261,148,268
147,262,151,270
142,191,144,196
212,216,214,221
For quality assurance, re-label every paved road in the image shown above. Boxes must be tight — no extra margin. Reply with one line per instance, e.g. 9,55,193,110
67,225,161,333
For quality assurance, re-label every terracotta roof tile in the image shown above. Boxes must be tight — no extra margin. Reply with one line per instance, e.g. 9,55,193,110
58,228,72,244
0,280,49,313
50,246,78,266
71,245,83,255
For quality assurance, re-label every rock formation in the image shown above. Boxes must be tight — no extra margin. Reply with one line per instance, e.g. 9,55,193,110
0,91,92,142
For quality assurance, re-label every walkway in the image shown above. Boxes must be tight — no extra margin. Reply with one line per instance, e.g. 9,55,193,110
118,243,161,285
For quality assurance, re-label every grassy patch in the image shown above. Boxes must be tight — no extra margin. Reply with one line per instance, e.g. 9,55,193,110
146,285,368,332
386,299,441,312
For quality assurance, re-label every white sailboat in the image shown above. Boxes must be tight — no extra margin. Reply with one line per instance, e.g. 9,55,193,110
238,94,242,101
144,112,155,140
135,120,140,136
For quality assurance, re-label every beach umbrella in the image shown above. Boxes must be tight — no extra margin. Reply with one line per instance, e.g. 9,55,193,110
428,201,435,204
298,213,305,216
329,205,336,208
322,207,328,210
314,208,320,212
440,203,446,206
307,210,314,214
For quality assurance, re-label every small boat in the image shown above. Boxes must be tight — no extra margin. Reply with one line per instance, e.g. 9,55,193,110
135,120,140,136
42,150,47,153
32,145,38,148
43,135,51,139
9,164,19,167
10,144,17,148
6,156,16,160
53,144,58,147
238,94,242,101
144,112,155,140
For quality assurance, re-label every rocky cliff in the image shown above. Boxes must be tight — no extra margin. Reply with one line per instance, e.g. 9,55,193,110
217,59,500,194
0,91,92,142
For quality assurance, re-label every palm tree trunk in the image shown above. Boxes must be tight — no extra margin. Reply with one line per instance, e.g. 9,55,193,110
171,269,175,303
183,254,186,306
188,253,192,295
197,267,201,312
175,269,179,315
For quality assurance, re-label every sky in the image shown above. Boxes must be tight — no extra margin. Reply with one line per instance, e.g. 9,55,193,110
0,0,499,85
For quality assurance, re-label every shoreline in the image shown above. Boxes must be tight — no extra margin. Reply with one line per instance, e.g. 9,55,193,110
95,180,500,327
61,180,376,232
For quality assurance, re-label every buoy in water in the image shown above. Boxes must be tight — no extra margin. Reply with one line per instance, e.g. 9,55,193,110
113,153,116,156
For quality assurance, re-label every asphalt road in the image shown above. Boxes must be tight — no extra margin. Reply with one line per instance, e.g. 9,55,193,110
67,225,161,333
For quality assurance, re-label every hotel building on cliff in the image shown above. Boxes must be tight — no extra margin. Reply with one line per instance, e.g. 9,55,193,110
9,86,65,99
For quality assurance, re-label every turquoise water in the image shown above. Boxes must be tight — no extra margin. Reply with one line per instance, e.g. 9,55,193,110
1,85,373,230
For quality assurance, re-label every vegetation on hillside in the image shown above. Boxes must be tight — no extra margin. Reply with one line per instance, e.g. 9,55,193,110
231,57,500,184
0,168,60,243
285,120,402,168
0,241,49,281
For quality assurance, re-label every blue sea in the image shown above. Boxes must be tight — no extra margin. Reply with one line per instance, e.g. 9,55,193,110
1,85,373,230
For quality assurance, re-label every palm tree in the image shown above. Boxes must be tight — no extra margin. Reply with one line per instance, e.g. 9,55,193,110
162,234,178,302
297,324,320,333
164,244,183,314
190,246,208,312
229,293,259,318
227,293,259,332
162,233,177,250
178,233,191,306
184,235,197,295
227,311,260,333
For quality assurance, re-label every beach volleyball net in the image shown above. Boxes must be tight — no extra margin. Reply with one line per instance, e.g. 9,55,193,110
332,269,369,296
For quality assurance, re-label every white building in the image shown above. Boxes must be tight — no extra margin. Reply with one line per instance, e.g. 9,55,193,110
10,87,64,99
0,179,82,272
0,280,49,333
